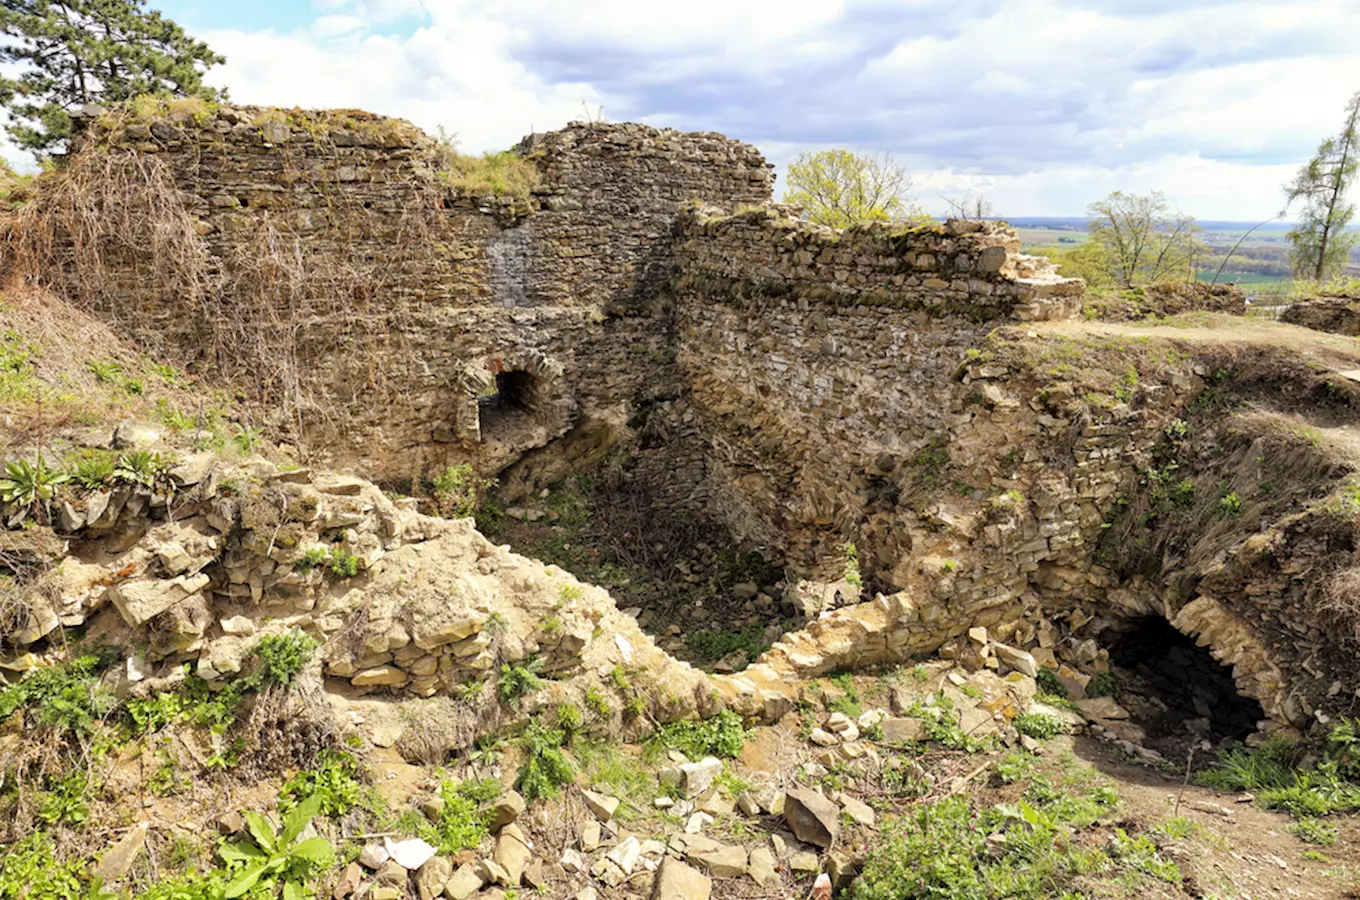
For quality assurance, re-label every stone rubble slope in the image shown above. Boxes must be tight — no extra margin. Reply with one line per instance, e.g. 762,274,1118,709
4,427,712,746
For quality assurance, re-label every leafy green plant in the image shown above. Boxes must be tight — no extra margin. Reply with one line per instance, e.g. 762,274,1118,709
498,657,546,711
555,702,582,735
585,686,612,718
0,834,99,900
0,652,114,741
1163,418,1190,441
327,547,360,578
1109,829,1181,883
232,424,263,454
1036,667,1067,697
429,464,493,518
0,457,68,507
646,709,746,761
219,794,333,899
900,695,987,752
684,624,775,665
624,695,648,720
1289,817,1339,845
515,718,574,801
1156,816,1197,839
842,541,862,587
87,360,123,384
1085,671,1118,699
1015,711,1072,740
38,769,90,825
296,546,329,573
1218,490,1244,517
113,450,172,488
415,777,500,852
252,631,318,687
280,749,364,818
66,449,117,490
125,691,185,735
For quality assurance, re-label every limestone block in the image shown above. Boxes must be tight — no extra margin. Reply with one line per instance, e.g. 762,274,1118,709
108,573,211,627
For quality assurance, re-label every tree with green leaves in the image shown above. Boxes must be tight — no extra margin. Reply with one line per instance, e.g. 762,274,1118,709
1086,191,1203,288
1284,90,1360,282
784,148,927,228
0,0,225,154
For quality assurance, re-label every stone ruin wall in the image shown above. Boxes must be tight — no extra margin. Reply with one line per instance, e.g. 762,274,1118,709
46,108,1360,736
66,109,772,485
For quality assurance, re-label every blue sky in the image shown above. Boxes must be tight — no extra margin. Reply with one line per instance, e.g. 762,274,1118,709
33,1,1360,216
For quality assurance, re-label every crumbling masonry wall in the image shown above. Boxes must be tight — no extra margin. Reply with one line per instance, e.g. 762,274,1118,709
34,107,1360,736
52,109,771,483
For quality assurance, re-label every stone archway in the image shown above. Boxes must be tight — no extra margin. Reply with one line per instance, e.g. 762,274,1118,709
452,349,576,473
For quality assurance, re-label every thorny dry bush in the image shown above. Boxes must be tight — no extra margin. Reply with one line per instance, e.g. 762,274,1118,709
0,120,443,451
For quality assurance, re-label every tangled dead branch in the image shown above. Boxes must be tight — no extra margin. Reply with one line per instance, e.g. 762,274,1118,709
0,118,445,453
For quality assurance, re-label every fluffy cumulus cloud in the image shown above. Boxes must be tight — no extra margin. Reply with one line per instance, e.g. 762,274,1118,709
10,0,1360,217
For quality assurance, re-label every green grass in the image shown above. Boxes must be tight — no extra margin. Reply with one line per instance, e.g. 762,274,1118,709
645,709,747,761
684,623,775,663
1289,817,1339,845
851,761,1140,900
1197,726,1360,818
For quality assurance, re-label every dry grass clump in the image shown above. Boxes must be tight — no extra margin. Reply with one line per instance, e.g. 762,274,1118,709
437,144,540,203
1321,565,1360,647
394,691,505,765
0,145,210,354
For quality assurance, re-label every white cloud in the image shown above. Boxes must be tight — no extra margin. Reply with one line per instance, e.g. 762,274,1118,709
3,0,1359,218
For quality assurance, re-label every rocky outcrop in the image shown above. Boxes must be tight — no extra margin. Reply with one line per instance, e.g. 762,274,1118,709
1281,293,1360,335
3,433,708,743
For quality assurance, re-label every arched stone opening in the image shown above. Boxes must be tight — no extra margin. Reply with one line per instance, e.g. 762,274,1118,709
478,369,540,440
1101,615,1265,754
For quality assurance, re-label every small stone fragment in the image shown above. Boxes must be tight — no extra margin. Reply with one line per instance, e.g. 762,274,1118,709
582,788,620,822
651,856,712,900
783,788,841,849
94,822,149,881
443,862,485,900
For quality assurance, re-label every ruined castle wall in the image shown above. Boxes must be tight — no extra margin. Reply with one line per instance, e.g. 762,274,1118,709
61,110,771,482
664,207,1085,566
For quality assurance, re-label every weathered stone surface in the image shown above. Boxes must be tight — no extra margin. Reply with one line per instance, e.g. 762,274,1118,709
94,822,149,880
748,847,779,886
490,790,525,830
660,756,722,798
494,824,532,885
415,856,452,900
687,839,746,878
1076,697,1129,721
333,862,362,899
443,863,485,900
581,788,620,821
651,857,712,900
783,788,840,848
353,666,408,687
108,573,210,626
880,716,927,743
992,643,1038,677
840,794,876,827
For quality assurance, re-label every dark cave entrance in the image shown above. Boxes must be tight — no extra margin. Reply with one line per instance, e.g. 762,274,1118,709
1103,616,1264,752
478,370,537,440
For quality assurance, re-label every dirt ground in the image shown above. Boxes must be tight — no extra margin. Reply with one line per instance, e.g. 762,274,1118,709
1069,735,1358,900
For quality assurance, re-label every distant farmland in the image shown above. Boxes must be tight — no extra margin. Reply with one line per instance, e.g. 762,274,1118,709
1002,218,1358,289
